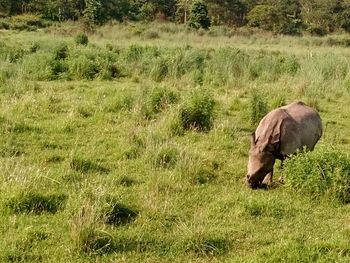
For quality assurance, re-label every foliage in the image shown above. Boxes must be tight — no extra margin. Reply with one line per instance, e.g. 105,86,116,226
188,0,211,29
283,149,350,203
75,33,89,45
0,0,350,34
179,88,215,131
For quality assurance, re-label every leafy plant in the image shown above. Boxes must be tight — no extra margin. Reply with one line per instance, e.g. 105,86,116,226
189,0,211,29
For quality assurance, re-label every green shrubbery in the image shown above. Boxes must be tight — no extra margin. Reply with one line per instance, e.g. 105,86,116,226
179,88,215,131
283,148,350,203
75,33,89,46
0,14,48,31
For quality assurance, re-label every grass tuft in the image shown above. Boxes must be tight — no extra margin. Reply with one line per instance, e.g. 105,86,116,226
104,203,139,226
6,192,67,214
283,148,350,203
179,88,215,131
70,157,109,174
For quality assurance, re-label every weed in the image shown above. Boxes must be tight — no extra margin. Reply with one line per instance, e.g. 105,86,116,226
142,86,178,119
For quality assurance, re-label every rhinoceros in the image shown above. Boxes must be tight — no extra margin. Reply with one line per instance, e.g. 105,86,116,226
246,101,322,189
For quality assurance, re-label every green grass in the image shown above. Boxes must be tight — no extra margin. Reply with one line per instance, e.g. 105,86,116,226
1,22,350,262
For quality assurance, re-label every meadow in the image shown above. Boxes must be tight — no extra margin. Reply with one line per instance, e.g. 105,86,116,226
1,22,350,262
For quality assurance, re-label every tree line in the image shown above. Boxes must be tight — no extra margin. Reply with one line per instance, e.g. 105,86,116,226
1,0,350,35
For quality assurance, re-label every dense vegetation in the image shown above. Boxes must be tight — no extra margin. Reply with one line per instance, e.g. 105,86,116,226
1,22,350,262
2,0,350,34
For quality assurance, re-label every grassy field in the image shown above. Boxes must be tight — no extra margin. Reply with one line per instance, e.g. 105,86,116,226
1,22,350,262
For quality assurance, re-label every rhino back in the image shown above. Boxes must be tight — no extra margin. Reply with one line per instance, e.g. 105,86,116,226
280,102,322,155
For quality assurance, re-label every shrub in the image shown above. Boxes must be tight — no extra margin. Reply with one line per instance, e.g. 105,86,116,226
0,20,10,29
75,33,89,46
22,52,64,80
53,42,68,60
67,54,99,80
283,148,350,203
6,192,67,214
8,14,44,31
248,90,268,125
142,86,178,119
189,0,211,29
179,88,215,131
29,42,40,53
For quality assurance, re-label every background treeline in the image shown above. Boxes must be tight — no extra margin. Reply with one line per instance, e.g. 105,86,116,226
1,0,350,35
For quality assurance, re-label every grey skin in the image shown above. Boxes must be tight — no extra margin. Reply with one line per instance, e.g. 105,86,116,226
246,101,323,189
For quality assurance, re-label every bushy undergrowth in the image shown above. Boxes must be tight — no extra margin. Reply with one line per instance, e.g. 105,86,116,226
0,14,49,31
2,38,350,86
141,86,178,119
179,88,215,131
283,148,350,203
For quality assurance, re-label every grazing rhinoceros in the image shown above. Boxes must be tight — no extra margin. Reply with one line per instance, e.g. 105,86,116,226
246,101,322,189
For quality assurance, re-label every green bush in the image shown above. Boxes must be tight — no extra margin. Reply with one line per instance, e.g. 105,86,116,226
67,48,118,80
67,54,99,80
75,33,89,46
189,0,211,29
53,42,68,60
179,88,215,131
8,14,45,31
283,148,350,203
22,52,64,80
142,86,178,119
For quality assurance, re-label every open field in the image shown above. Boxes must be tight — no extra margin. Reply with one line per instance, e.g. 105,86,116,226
1,22,350,262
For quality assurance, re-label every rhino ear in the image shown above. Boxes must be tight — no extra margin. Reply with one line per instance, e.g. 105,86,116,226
250,132,256,146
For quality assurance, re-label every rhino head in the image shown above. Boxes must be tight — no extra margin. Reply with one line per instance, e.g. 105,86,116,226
246,133,277,189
